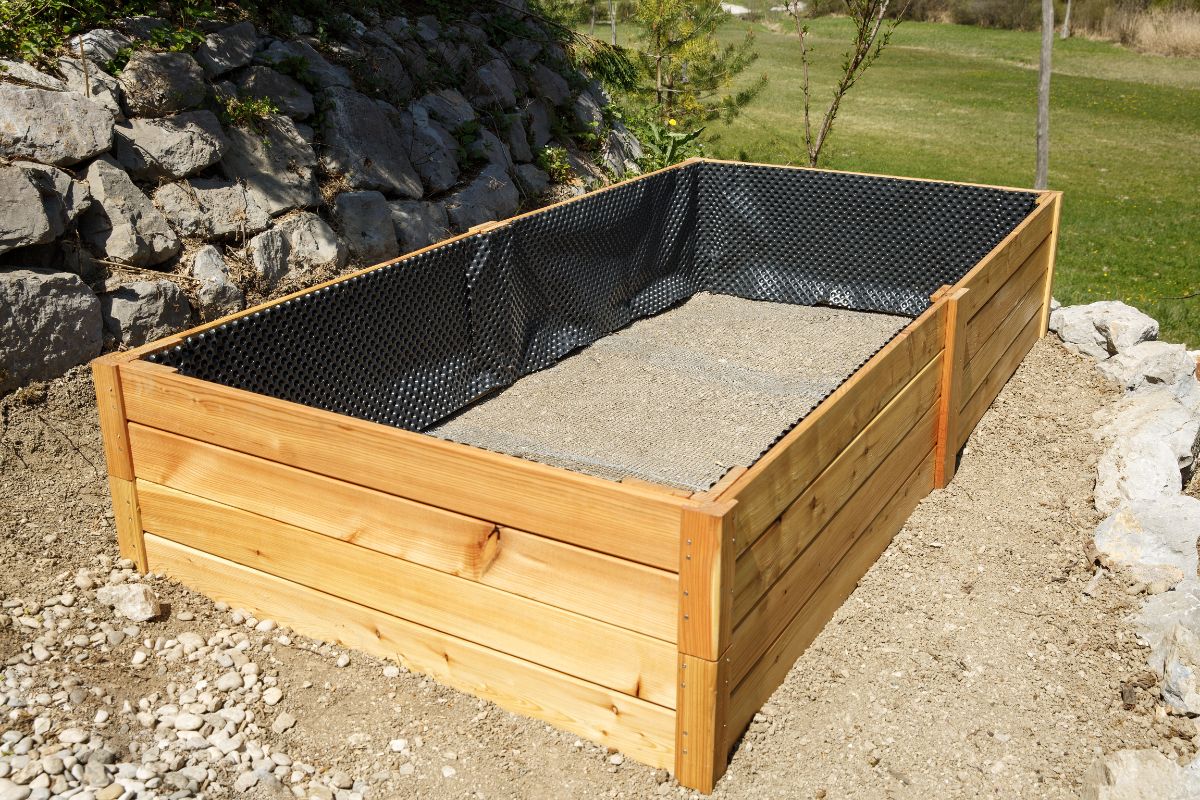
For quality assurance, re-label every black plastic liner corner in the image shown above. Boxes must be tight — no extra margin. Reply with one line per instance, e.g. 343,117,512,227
148,161,1038,433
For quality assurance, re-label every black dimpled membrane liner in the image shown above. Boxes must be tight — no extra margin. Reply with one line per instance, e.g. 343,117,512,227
148,161,1037,433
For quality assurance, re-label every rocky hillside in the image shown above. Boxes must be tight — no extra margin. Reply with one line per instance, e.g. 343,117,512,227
0,3,642,396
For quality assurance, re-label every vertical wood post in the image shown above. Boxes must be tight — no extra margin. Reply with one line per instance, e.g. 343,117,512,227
675,501,736,792
934,288,970,489
1037,192,1063,337
92,355,148,572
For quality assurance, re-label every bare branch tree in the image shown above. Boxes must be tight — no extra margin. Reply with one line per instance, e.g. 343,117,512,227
792,0,907,167
1036,0,1053,189
1060,0,1072,39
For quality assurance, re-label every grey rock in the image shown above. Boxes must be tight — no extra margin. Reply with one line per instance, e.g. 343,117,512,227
1098,341,1198,396
115,15,168,41
361,45,414,106
603,120,643,178
416,15,440,41
470,58,517,109
191,246,245,320
394,40,433,84
79,156,180,267
221,117,319,216
1095,497,1200,592
10,161,91,239
196,21,257,77
55,56,123,118
67,29,133,65
445,164,520,232
1050,301,1159,360
95,583,161,621
235,66,314,120
0,84,113,166
573,89,605,132
247,229,288,288
530,64,570,107
82,760,111,788
416,89,475,130
320,88,422,198
514,164,549,197
114,110,229,180
100,279,191,347
0,60,64,90
399,106,459,194
119,51,206,117
0,269,102,395
0,166,53,254
154,179,270,239
259,40,351,89
277,212,347,274
503,37,542,67
432,40,472,76
506,113,533,163
333,191,398,264
468,130,513,171
526,100,553,149
1154,624,1200,715
1081,749,1200,800
389,201,448,253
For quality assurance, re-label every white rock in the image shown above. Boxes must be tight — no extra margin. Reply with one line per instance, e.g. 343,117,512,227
389,738,407,752
1100,388,1200,472
1081,749,1200,800
262,687,283,706
1099,341,1199,398
1094,498,1200,591
440,766,456,779
1050,301,1159,360
95,584,160,622
270,712,296,734
174,712,204,731
335,653,350,668
215,672,243,692
1095,432,1182,514
1151,624,1200,715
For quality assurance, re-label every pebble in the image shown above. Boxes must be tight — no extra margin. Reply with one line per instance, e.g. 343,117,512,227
174,713,204,731
233,771,258,792
30,643,50,662
608,754,624,766
58,729,87,744
176,611,194,621
389,739,407,752
441,766,456,779
382,666,400,678
263,687,283,706
215,672,242,692
130,651,147,666
335,654,350,668
271,713,297,734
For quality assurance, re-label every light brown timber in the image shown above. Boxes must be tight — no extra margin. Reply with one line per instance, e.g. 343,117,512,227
957,309,1044,445
1037,192,1063,336
934,289,969,488
677,502,736,660
144,535,675,769
108,475,147,572
674,654,729,793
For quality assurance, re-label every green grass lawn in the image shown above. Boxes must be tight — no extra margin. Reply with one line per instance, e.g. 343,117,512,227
616,18,1200,345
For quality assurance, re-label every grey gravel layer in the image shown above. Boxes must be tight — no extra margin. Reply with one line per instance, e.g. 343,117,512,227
429,293,910,491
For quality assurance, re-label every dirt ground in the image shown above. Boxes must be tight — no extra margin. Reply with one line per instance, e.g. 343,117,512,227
0,337,1180,799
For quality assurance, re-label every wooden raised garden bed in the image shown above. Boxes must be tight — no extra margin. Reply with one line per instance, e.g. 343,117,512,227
93,158,1061,793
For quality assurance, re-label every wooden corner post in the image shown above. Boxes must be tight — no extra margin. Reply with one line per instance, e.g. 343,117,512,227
1037,191,1063,337
934,288,970,489
92,354,148,572
675,500,736,793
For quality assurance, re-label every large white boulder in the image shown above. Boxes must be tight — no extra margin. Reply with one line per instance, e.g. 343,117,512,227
1098,341,1199,397
1094,497,1200,592
1050,301,1159,360
1082,749,1200,800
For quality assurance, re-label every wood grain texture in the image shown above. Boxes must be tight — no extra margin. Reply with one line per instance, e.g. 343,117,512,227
961,263,1049,403
728,403,939,686
136,479,677,708
108,475,147,572
128,424,677,641
725,448,936,744
723,301,945,552
961,235,1053,367
118,361,686,571
144,535,675,769
956,309,1043,446
678,502,736,660
934,289,969,489
91,354,134,480
674,654,729,793
733,354,943,623
1037,192,1063,337
956,197,1057,321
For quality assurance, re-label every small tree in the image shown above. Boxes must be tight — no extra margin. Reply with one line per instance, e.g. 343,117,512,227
1036,0,1053,188
632,0,765,126
791,0,905,167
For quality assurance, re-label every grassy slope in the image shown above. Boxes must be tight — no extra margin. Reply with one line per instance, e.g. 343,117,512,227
671,18,1200,345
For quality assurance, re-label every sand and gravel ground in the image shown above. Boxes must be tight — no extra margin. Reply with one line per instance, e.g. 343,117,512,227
0,335,1181,799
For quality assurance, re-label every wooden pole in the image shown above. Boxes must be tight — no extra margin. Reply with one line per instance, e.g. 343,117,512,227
1035,0,1053,189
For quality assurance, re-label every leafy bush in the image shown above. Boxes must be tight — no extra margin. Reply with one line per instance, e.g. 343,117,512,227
536,145,575,182
629,117,703,171
216,90,280,132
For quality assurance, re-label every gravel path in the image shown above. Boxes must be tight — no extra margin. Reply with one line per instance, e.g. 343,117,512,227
0,338,1179,799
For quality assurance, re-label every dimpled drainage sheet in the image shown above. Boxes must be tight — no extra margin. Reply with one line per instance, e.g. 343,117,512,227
430,294,909,491
147,161,1038,484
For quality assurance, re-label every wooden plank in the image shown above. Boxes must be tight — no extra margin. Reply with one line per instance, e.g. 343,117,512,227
732,353,943,622
144,535,675,769
729,403,939,687
118,361,686,571
674,654,729,793
725,449,936,745
136,479,678,708
961,267,1048,404
678,502,736,660
723,301,946,552
956,309,1043,446
705,157,1045,195
691,466,748,503
128,424,677,641
961,235,1054,366
934,289,969,488
1037,192,1063,337
620,475,694,498
955,197,1057,321
91,354,134,480
108,475,147,572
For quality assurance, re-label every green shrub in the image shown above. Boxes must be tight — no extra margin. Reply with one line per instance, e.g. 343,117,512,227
536,145,574,183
